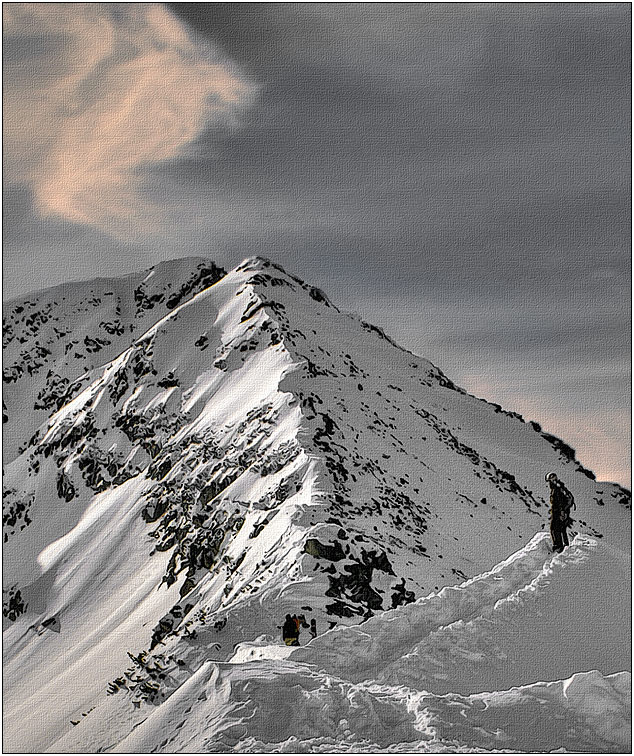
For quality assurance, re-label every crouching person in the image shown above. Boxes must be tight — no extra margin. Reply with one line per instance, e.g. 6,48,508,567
282,614,300,646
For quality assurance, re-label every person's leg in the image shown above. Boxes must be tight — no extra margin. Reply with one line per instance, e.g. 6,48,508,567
561,527,569,548
550,522,562,551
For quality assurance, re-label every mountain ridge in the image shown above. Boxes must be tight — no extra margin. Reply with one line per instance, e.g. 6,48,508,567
3,255,630,752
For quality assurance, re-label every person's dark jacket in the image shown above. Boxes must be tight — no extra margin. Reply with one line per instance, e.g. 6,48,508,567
549,480,574,526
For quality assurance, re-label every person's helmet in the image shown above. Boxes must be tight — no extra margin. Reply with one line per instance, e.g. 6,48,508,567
545,472,557,482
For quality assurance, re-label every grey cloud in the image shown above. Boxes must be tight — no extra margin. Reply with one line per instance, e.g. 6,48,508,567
157,4,630,280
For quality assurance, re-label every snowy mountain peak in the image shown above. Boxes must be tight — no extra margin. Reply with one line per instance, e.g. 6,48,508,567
2,257,226,462
3,256,630,752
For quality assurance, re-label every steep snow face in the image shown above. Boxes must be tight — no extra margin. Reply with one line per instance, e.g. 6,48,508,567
3,255,631,752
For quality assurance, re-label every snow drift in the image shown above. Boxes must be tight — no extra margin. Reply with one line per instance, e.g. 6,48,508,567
45,534,631,754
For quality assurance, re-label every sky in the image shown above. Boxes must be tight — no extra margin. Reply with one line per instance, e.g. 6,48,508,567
3,3,631,486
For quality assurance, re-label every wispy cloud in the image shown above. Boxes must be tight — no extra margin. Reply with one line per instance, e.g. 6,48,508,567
3,3,254,234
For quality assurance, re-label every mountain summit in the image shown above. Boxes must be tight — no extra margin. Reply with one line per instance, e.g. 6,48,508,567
3,256,630,752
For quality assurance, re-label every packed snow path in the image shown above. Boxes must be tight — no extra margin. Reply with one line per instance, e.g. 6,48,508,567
44,533,631,753
294,532,631,694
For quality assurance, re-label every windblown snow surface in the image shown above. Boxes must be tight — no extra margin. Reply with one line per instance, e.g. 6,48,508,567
3,256,631,753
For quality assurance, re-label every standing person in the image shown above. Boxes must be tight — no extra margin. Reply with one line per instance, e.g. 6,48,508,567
282,614,300,646
545,472,575,552
309,619,317,639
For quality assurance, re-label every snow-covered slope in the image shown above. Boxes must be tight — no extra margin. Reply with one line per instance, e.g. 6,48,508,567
3,256,630,752
32,535,632,754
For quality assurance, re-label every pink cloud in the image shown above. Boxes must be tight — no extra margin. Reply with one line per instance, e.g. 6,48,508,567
3,3,255,234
